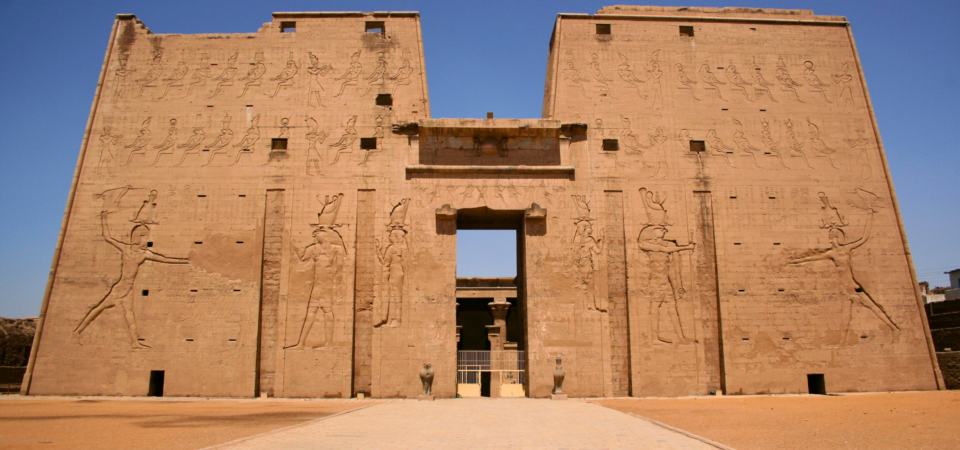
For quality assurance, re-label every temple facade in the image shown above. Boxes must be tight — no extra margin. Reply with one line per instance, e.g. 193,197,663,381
23,6,943,398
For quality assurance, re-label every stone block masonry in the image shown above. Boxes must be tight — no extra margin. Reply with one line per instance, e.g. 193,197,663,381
21,6,942,398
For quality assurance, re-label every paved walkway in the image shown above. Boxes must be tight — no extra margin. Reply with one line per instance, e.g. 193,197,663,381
210,398,721,449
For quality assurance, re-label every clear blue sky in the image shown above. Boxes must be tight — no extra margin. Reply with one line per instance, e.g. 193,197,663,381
0,0,957,318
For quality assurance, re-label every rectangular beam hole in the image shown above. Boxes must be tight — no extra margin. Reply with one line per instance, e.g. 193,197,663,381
689,140,705,152
596,23,611,35
603,139,619,151
280,21,296,33
679,25,694,37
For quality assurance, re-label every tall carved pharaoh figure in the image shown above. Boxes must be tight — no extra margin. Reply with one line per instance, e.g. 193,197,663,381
375,198,410,328
286,193,346,349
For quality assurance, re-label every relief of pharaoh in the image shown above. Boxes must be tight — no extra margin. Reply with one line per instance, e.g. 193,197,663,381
287,194,346,349
74,193,189,348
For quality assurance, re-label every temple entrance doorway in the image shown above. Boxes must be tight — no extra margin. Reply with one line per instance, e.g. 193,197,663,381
454,208,527,398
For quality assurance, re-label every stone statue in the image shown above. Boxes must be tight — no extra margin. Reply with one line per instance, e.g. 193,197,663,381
420,363,434,396
552,354,565,395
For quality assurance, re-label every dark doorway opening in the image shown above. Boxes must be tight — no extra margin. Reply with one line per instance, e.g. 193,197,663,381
148,370,165,397
807,374,826,395
454,207,527,398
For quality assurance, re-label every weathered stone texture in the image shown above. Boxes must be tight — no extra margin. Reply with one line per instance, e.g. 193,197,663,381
23,7,941,399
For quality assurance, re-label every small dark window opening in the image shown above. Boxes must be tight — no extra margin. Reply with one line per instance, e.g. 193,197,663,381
596,24,611,35
376,94,393,106
721,108,729,111
365,21,385,35
238,195,246,197
769,196,777,199
738,289,746,293
190,289,198,292
360,138,377,150
602,139,619,151
689,140,705,152
141,290,149,296
197,195,206,198
194,241,203,245
742,338,750,341
730,196,737,199
202,149,210,152
236,241,244,244
778,289,785,292
807,374,826,395
680,26,694,37
148,371,165,397
146,242,153,248
280,21,296,33
271,138,288,151
186,339,194,342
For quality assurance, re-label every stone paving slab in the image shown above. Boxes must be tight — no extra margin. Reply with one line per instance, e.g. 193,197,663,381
211,398,720,450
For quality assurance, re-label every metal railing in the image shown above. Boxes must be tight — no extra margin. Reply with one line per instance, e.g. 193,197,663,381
457,350,525,385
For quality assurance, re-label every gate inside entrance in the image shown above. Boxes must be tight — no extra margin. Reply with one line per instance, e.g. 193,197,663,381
457,350,526,398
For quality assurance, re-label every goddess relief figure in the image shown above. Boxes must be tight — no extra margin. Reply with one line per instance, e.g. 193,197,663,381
375,199,410,328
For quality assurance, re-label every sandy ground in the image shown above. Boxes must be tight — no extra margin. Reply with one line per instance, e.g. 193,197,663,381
596,390,960,450
0,396,373,450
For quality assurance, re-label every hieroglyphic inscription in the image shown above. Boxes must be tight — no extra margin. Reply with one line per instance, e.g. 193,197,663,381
257,189,284,397
352,190,376,396
603,191,630,397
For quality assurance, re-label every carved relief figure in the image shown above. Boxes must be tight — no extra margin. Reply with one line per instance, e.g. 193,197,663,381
698,64,726,101
731,118,761,167
158,60,188,99
113,55,135,101
646,50,663,109
807,119,838,168
705,129,735,167
175,116,205,166
359,116,385,165
589,53,613,96
760,118,788,168
237,52,266,97
134,52,163,98
375,198,410,328
306,53,333,106
122,117,152,165
832,62,855,112
724,65,754,101
637,188,695,344
362,51,388,96
619,116,653,168
186,53,212,96
790,192,899,341
674,63,699,100
802,61,832,103
150,118,178,165
388,58,414,94
776,57,803,102
286,194,346,349
231,114,260,165
784,119,812,168
563,59,591,98
210,53,239,98
572,195,606,312
97,126,123,176
203,113,234,166
328,115,358,165
304,116,328,175
334,51,363,97
752,65,777,102
845,129,872,180
269,57,299,98
74,193,189,348
617,53,646,97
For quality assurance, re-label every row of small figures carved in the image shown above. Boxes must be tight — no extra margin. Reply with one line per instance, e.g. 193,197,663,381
566,51,857,111
95,113,386,173
111,49,415,103
604,116,874,176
